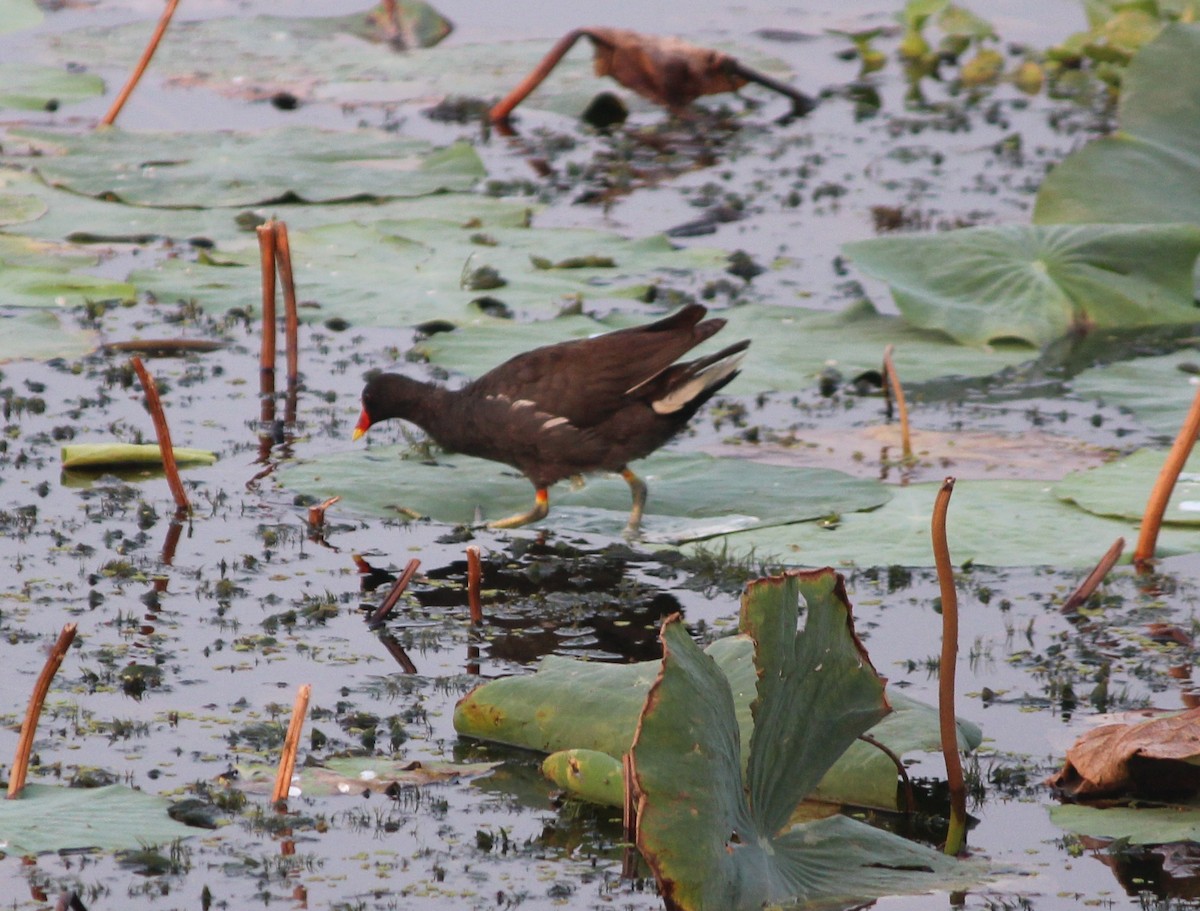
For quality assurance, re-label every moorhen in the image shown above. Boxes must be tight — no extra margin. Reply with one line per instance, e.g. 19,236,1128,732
353,303,748,533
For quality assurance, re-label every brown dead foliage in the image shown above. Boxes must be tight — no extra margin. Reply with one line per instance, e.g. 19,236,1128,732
1048,707,1200,799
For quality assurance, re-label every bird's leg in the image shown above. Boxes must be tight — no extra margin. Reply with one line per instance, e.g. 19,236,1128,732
487,488,549,530
621,468,647,539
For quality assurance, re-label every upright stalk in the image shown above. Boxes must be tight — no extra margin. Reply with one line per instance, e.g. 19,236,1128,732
931,477,966,855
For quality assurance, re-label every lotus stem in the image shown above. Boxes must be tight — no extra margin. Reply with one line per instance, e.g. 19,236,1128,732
130,356,190,513
99,0,180,126
931,476,966,855
490,29,588,124
378,631,419,674
1134,384,1200,569
271,684,312,805
1061,537,1125,614
257,223,278,407
467,546,483,625
858,733,915,813
272,221,300,395
9,624,77,798
621,752,638,844
368,559,421,627
883,345,913,462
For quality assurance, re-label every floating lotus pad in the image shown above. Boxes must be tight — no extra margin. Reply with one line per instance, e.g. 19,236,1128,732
276,449,890,543
1054,448,1200,525
0,235,135,308
0,784,197,854
0,310,97,363
684,477,1200,567
131,218,725,326
0,63,104,111
10,127,484,208
844,222,1200,348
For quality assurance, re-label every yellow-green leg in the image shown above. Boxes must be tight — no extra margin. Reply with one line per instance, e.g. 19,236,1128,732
622,468,647,538
488,488,550,529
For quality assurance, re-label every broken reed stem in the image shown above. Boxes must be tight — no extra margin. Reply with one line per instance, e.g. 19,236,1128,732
467,546,483,625
1062,537,1125,614
99,0,181,126
368,559,422,627
490,29,587,123
257,223,278,405
307,496,340,531
1134,384,1200,569
882,345,912,461
271,684,312,805
130,356,190,513
9,624,77,798
931,476,966,855
273,221,300,392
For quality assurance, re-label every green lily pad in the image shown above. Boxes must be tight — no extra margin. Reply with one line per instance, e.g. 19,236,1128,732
418,300,1038,393
0,192,47,227
1054,448,1200,525
276,450,891,543
684,477,1200,567
62,444,218,469
844,223,1200,348
0,63,104,110
132,218,723,326
10,127,483,208
0,784,198,854
1035,23,1200,227
1049,803,1200,845
632,570,981,908
1069,350,1200,437
0,310,97,363
0,0,41,36
0,235,135,308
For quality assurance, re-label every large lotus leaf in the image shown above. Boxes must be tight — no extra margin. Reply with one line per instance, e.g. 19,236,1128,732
10,127,483,208
740,571,888,836
418,300,1038,392
0,784,198,854
1049,803,1200,845
1054,448,1200,525
684,477,1200,568
0,0,40,35
463,631,978,812
1034,23,1200,227
456,636,754,758
631,570,978,909
0,63,104,110
131,219,722,326
0,310,97,363
1069,350,1200,437
276,449,890,542
44,14,785,117
844,223,1200,348
2,161,538,248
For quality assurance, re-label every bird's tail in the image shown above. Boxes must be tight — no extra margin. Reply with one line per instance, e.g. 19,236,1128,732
647,339,749,415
